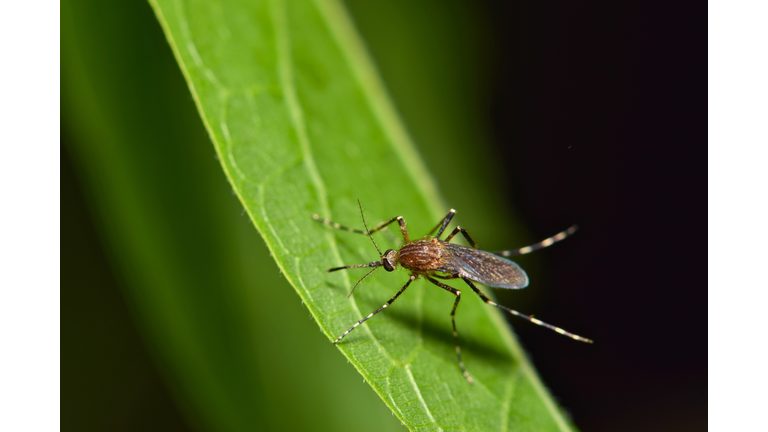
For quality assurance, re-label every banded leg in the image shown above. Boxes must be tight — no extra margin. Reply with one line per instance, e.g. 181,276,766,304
313,214,410,243
327,260,381,273
461,278,593,343
493,225,578,257
427,209,457,240
444,226,478,249
432,274,460,280
426,276,473,383
333,275,417,345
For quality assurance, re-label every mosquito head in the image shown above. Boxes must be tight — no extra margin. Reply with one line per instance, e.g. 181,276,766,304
382,249,399,272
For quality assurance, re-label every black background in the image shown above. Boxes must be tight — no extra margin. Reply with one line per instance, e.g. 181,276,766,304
485,1,706,430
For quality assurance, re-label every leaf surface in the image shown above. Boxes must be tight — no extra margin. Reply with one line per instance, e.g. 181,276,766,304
62,0,402,430
148,0,576,430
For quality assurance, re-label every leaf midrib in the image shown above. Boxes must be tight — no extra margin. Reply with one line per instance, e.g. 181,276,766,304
272,0,435,426
148,0,576,429
272,1,571,429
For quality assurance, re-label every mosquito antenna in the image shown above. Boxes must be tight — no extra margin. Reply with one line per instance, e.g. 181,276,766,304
358,199,383,257
348,265,380,298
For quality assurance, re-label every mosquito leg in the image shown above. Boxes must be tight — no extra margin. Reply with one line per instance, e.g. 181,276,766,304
393,216,410,243
493,225,578,257
426,276,473,383
313,214,395,235
432,274,460,280
333,275,417,345
427,209,457,240
443,226,478,249
327,261,381,273
313,214,410,241
461,278,593,343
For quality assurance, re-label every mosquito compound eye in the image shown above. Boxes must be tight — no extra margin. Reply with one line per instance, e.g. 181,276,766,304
381,249,395,271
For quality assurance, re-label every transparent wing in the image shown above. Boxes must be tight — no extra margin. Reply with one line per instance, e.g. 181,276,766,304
440,242,529,289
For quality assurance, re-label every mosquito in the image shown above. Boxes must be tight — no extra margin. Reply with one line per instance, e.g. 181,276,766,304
313,203,592,383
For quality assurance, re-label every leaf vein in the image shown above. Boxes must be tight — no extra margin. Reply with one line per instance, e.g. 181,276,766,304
405,364,442,432
500,367,523,432
271,0,400,376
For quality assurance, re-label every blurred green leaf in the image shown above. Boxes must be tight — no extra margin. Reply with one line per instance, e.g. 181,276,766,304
146,0,577,430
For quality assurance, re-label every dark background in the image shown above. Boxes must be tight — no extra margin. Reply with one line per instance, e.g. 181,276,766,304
62,0,706,430
485,1,707,430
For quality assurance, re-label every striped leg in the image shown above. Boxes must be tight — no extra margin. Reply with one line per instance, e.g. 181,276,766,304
313,214,410,243
443,226,478,249
427,209,457,240
432,274,460,280
493,225,578,257
333,275,417,345
461,278,593,343
426,276,473,383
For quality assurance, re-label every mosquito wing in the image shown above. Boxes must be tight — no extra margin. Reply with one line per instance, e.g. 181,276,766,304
440,242,529,289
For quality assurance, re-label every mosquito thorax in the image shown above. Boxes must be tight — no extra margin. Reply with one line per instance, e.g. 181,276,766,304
382,249,399,272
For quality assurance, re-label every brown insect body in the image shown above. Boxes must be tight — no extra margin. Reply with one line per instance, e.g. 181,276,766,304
397,239,443,273
391,238,529,290
314,206,591,383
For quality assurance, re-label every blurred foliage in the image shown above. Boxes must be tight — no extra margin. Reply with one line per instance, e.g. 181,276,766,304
62,0,568,431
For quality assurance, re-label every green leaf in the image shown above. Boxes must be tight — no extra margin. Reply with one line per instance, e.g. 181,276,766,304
146,0,578,430
62,0,401,431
